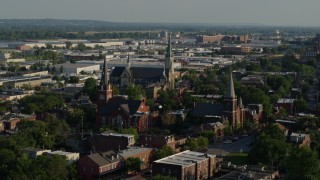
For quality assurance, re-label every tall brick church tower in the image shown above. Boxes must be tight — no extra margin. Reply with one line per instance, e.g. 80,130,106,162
97,58,113,106
224,68,237,128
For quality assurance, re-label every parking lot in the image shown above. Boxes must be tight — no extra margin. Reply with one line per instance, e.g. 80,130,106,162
208,136,254,154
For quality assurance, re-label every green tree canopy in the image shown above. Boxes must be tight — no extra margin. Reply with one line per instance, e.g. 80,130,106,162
286,147,320,180
156,146,175,160
82,77,98,102
125,84,145,100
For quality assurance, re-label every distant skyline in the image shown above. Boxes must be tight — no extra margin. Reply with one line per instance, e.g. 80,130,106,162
1,0,320,27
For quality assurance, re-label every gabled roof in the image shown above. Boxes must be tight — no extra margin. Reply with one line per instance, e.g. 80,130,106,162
97,99,144,117
87,150,123,167
110,67,125,77
192,103,224,117
110,66,164,80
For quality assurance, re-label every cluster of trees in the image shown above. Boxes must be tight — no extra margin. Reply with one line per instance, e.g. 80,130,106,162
0,119,75,179
247,124,320,179
185,136,209,151
19,91,64,114
155,146,175,160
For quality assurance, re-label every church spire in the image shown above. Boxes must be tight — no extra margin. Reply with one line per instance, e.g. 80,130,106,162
100,58,108,87
127,53,131,69
226,67,236,99
166,35,172,58
238,97,244,109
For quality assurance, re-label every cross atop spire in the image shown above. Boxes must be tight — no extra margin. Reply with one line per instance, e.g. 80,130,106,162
226,67,236,99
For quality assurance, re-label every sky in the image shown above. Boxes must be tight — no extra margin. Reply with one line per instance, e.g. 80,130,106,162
1,0,320,26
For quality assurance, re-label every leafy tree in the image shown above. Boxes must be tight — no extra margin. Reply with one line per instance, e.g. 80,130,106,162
160,112,176,127
66,108,85,127
59,65,64,74
82,77,98,101
156,146,175,160
66,41,72,50
125,84,145,100
69,76,79,83
126,157,141,173
247,124,289,168
286,147,320,180
17,120,55,149
200,131,216,141
185,136,208,151
119,127,138,140
19,91,64,114
77,43,86,51
152,175,176,180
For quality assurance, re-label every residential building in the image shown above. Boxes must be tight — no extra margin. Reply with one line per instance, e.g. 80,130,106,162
153,150,216,180
119,146,155,170
276,98,295,115
138,134,187,150
91,133,135,153
289,133,311,147
77,150,125,180
45,151,80,163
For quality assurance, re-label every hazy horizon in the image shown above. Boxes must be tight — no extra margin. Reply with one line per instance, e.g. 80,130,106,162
1,0,320,27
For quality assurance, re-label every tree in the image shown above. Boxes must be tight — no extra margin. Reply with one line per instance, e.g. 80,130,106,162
69,76,79,83
59,65,64,74
125,84,145,100
152,175,176,180
45,44,53,49
82,78,98,102
185,136,208,151
66,41,72,50
247,125,289,169
156,146,175,160
286,147,320,180
126,157,141,173
66,108,85,127
77,43,86,51
19,92,64,114
119,128,138,141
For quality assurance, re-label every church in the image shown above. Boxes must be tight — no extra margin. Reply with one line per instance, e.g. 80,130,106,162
110,37,175,90
95,58,159,133
192,69,245,128
95,38,175,132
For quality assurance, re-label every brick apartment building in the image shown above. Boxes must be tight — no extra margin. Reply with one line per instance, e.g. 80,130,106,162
91,133,135,153
138,134,187,150
77,150,125,180
153,150,216,180
119,146,155,170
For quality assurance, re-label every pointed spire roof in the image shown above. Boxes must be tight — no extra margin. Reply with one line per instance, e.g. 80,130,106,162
100,58,109,87
226,67,236,98
238,97,244,108
166,35,172,58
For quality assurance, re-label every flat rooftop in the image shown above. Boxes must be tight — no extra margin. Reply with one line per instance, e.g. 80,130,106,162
277,98,295,104
100,132,134,138
119,146,153,158
154,150,216,167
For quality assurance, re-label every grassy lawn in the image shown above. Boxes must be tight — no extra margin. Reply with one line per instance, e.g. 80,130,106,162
223,152,248,165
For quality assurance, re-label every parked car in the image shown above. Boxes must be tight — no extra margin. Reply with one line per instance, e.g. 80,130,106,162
223,140,232,144
231,137,239,141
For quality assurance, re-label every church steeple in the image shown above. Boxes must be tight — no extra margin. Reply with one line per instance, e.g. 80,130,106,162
224,66,237,128
226,67,236,99
100,58,109,88
165,35,175,90
97,58,113,105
